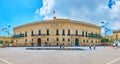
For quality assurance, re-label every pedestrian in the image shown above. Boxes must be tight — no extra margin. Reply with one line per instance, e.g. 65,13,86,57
116,43,118,47
93,44,96,50
89,44,91,50
60,44,61,49
62,43,65,48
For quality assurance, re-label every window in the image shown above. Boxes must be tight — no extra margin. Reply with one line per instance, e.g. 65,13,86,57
31,31,34,36
56,30,59,35
98,41,99,43
76,30,78,36
46,29,49,35
83,40,85,42
20,33,24,37
87,40,88,43
32,39,34,41
86,32,88,37
25,39,27,42
68,38,70,42
95,33,97,36
25,32,27,37
16,40,18,42
116,34,118,39
91,32,93,35
68,30,70,36
56,38,59,41
91,40,93,43
82,31,84,36
47,38,49,41
62,30,65,35
38,30,41,35
62,38,65,41
96,41,97,43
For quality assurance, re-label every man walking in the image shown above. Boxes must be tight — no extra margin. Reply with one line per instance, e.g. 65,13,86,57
93,44,96,50
89,44,92,50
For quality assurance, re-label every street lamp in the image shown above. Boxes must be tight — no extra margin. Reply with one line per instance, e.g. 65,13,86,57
101,22,110,46
101,22,110,37
4,25,11,47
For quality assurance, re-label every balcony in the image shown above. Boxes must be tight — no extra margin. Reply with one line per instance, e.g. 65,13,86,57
12,34,25,38
31,34,46,36
88,33,101,38
68,34,82,36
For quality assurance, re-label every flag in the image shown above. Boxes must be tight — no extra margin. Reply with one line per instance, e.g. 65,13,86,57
108,0,115,9
8,25,11,27
0,28,4,31
53,10,55,14
2,28,4,31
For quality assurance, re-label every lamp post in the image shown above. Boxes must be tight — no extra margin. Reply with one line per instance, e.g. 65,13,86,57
101,22,110,46
5,25,11,47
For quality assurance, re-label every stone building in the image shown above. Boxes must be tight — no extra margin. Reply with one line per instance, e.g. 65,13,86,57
12,17,101,46
0,36,13,47
113,30,120,46
113,30,120,40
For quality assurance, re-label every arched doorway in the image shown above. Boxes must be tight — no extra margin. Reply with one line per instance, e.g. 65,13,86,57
37,38,41,46
75,38,79,46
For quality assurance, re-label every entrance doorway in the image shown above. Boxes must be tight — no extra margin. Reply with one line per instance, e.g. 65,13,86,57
75,38,79,46
37,38,41,46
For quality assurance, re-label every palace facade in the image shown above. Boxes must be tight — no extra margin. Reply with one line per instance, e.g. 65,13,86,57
12,17,101,46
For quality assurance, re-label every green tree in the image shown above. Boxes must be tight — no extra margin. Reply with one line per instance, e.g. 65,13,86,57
101,38,109,43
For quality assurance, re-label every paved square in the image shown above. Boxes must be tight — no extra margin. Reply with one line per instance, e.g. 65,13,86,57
0,46,120,64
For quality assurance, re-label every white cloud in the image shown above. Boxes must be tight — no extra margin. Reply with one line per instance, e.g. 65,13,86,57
110,1,120,19
35,0,55,16
35,0,120,34
108,1,120,31
110,21,120,30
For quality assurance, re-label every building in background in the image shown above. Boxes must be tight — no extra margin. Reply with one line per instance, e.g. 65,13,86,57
113,30,120,46
101,34,113,46
12,17,101,46
113,30,120,40
0,36,13,47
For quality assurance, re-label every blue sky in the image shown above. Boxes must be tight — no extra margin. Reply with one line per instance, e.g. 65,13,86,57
0,0,120,36
0,0,42,36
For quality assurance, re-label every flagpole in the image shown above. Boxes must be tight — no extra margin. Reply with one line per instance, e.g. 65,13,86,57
53,10,56,19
